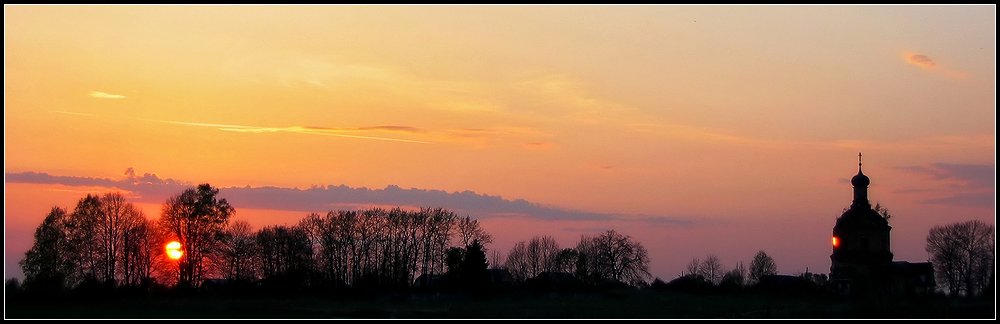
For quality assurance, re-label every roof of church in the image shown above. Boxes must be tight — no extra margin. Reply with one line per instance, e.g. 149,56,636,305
851,170,870,187
836,206,889,229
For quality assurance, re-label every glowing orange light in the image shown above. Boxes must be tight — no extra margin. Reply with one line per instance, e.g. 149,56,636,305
166,241,183,260
832,236,840,248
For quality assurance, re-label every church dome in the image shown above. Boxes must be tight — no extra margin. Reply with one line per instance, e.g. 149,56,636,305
851,171,870,187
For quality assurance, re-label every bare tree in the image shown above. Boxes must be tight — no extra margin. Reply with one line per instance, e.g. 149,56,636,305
98,192,145,286
256,224,314,288
505,241,530,281
489,250,504,270
552,248,579,274
699,255,723,285
927,220,995,297
686,258,701,276
419,207,457,280
749,250,777,284
121,218,159,286
456,216,493,247
220,220,258,282
578,230,650,286
298,207,468,289
505,235,561,282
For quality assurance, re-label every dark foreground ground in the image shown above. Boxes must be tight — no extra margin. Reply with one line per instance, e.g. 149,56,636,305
5,290,994,319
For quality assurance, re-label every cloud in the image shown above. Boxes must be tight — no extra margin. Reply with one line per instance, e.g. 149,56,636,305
522,142,554,150
922,193,994,209
902,52,970,79
6,169,189,200
144,119,432,144
142,118,554,148
357,125,423,133
898,163,994,208
50,110,95,117
905,54,936,69
89,91,126,99
5,170,692,225
304,125,424,133
899,163,994,189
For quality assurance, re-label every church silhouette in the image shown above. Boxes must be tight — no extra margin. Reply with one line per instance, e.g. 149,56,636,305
830,153,935,296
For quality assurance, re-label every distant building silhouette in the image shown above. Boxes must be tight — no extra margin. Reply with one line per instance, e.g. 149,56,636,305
830,153,935,296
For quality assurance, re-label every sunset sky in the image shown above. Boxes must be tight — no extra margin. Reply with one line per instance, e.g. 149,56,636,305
4,5,995,281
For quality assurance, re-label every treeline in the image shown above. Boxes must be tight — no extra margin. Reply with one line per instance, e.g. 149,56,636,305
15,184,654,295
925,220,994,298
219,207,493,290
503,233,650,287
18,193,160,292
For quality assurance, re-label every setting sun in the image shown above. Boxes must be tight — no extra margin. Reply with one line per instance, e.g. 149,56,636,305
832,236,840,248
166,241,183,260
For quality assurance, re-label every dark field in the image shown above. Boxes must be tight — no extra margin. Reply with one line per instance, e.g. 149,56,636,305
6,290,994,319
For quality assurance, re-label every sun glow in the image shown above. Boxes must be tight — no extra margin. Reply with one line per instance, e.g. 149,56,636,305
166,241,183,260
832,236,840,248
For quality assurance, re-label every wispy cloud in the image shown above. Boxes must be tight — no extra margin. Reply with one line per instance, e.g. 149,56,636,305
50,110,95,117
144,119,432,144
899,163,994,189
522,142,554,150
89,91,126,99
6,169,693,226
54,111,546,148
922,193,994,209
356,125,424,133
898,162,994,208
304,125,424,133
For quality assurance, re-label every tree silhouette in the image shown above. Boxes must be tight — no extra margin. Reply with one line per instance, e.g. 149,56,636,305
489,249,504,270
120,218,158,287
874,202,892,222
64,195,102,285
256,224,313,289
927,220,994,297
220,220,259,282
749,250,777,285
457,216,493,247
685,258,701,276
576,230,650,286
22,193,155,291
100,192,147,287
720,262,747,289
20,207,70,293
505,235,560,282
159,184,235,287
460,239,489,288
552,248,579,274
293,207,485,289
698,255,723,285
446,247,466,275
686,255,724,285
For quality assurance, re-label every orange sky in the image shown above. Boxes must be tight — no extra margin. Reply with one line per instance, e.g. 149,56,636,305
4,5,996,281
